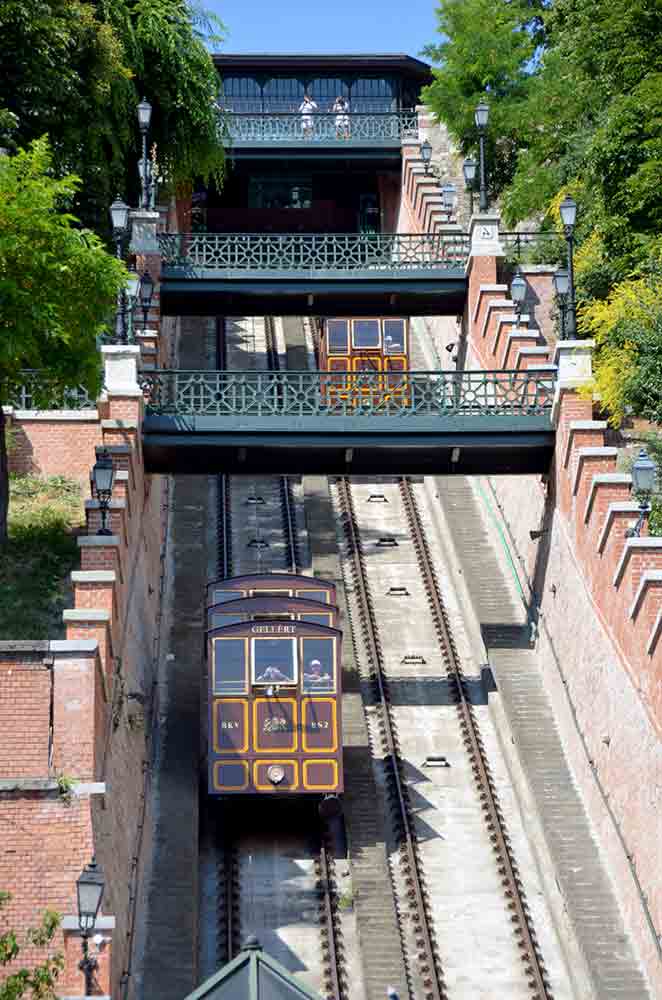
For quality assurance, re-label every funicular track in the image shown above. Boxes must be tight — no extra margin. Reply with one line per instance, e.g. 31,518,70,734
333,475,555,1000
209,315,348,1000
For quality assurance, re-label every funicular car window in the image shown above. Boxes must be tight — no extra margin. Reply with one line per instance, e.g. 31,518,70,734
250,589,292,599
299,613,333,627
301,637,335,692
327,320,349,354
252,638,297,685
383,319,406,354
299,589,331,604
213,638,248,694
209,612,248,628
353,319,380,349
212,589,245,604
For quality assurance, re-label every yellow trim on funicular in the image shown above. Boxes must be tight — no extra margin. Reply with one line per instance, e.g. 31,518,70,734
212,635,249,695
301,698,338,753
212,759,250,792
302,759,339,792
253,697,298,752
212,698,249,754
253,760,299,791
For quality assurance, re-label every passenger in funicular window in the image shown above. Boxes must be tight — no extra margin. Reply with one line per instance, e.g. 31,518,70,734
303,659,332,690
331,96,350,140
256,665,292,683
299,93,318,138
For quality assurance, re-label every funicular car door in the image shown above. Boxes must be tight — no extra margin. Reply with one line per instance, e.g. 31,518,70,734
323,318,351,402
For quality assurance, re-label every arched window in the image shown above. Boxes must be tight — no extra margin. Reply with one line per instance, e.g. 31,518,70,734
219,76,262,113
262,77,306,113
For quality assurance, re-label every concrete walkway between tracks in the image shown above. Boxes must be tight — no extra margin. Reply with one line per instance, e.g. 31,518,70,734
433,475,651,1000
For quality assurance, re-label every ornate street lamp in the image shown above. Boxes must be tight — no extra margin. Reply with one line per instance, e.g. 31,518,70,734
510,274,527,324
553,266,570,339
76,857,105,995
462,157,476,215
474,99,489,212
137,98,153,209
109,197,130,342
560,195,577,338
139,269,155,332
626,449,657,537
420,139,432,176
91,450,115,536
124,265,140,343
440,182,456,214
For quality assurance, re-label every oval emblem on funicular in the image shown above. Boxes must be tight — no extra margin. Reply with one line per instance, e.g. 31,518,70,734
267,764,286,785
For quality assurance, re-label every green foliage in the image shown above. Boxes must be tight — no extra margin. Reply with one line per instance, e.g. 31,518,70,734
0,475,83,639
0,138,125,394
0,892,62,1000
424,0,662,426
0,0,225,230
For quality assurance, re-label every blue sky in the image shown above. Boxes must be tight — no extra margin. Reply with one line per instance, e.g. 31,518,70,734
205,0,438,60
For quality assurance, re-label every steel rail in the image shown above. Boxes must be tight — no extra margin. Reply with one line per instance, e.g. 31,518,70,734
336,477,445,1000
264,316,299,576
398,479,553,1000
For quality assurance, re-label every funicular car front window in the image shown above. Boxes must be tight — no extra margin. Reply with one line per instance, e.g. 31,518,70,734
253,638,297,684
212,589,245,604
301,637,335,692
213,638,248,694
209,612,248,628
353,320,380,349
383,319,406,354
327,320,349,354
299,589,331,604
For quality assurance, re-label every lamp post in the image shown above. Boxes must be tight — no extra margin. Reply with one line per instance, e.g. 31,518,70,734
553,266,570,340
560,195,577,338
420,139,432,176
440,182,456,216
139,269,155,332
109,197,130,342
462,156,476,215
626,449,657,537
125,265,140,344
474,100,489,212
137,97,153,210
92,450,115,536
510,274,527,325
77,857,105,995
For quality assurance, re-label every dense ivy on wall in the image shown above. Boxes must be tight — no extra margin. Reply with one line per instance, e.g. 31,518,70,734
423,0,662,428
0,0,225,233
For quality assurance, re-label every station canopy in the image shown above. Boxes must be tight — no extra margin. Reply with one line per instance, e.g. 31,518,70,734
182,938,322,1000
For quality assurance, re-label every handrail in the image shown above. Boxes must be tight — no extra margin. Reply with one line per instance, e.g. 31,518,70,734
220,111,419,143
158,232,470,272
141,368,555,419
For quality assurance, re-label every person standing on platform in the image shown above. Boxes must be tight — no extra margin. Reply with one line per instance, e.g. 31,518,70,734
299,92,318,138
332,95,350,139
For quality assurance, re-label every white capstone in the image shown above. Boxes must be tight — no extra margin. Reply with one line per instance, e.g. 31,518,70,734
469,213,504,257
101,345,142,397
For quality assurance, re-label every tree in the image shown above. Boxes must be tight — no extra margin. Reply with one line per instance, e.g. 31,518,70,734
423,0,662,426
0,0,225,233
0,138,126,542
0,892,63,1000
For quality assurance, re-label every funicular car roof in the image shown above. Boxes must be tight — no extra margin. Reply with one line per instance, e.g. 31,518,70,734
206,572,336,603
207,618,342,640
206,593,339,626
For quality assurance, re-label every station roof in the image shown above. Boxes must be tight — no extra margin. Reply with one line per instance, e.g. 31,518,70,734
213,52,432,79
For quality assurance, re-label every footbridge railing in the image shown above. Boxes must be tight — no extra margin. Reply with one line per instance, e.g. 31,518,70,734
158,232,471,272
141,369,554,419
221,111,419,144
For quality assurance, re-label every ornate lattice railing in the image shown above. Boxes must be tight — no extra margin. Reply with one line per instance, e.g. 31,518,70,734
158,232,470,272
221,112,419,143
142,369,554,419
501,231,566,265
6,371,95,410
